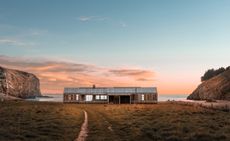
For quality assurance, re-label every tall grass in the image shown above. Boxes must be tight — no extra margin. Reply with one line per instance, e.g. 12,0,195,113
83,103,230,141
0,101,83,141
0,102,230,141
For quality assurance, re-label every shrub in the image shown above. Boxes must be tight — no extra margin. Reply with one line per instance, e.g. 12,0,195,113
201,66,229,81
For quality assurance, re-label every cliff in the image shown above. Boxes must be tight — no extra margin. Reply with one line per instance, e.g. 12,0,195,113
0,66,41,99
187,69,230,100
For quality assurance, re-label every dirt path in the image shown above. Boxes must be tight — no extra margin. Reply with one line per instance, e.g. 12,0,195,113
85,108,121,141
75,110,88,141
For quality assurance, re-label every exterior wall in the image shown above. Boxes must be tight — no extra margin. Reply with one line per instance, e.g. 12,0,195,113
63,87,157,104
64,93,157,104
64,93,109,103
132,93,157,104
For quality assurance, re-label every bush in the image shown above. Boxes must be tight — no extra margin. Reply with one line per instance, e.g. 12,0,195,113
201,66,229,81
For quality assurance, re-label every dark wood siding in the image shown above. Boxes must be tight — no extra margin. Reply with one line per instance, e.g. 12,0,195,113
64,93,157,104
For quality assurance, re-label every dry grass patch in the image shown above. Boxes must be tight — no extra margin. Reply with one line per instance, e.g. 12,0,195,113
1,102,230,141
82,103,230,141
0,101,84,141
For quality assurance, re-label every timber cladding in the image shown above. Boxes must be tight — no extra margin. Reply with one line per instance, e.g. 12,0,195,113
63,87,157,104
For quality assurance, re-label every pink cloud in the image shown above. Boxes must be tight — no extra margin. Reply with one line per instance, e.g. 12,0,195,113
0,55,155,94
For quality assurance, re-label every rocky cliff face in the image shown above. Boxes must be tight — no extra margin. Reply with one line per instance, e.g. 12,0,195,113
187,69,230,100
0,66,41,98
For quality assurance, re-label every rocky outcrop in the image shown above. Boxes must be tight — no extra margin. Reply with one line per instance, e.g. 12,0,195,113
0,93,22,101
0,66,41,99
187,69,230,100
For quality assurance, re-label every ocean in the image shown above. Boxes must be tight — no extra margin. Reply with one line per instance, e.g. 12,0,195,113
158,94,188,101
27,94,188,102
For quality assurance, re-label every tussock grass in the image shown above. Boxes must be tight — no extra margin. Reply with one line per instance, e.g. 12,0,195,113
0,102,230,141
0,101,83,141
83,103,230,141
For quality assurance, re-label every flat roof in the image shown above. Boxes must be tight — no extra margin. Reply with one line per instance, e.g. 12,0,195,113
64,87,157,95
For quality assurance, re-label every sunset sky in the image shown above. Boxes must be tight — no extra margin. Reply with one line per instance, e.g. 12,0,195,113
0,0,230,94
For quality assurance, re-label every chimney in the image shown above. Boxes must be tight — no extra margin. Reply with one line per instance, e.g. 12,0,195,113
93,84,96,89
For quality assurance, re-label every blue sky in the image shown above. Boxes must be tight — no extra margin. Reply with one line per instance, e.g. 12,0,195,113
0,0,230,94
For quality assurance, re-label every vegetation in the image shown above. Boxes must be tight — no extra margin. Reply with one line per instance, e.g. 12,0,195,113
83,103,230,141
0,101,83,141
201,66,230,81
1,101,230,141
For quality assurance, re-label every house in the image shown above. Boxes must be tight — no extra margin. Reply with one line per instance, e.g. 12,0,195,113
63,86,157,104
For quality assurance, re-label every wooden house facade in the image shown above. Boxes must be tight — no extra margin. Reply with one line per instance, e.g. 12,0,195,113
63,87,157,104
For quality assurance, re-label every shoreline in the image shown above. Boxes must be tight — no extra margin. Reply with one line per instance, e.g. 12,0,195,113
168,100,230,112
1,93,230,111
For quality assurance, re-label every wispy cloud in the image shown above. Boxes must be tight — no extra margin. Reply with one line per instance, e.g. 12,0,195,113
77,16,128,28
78,16,107,22
78,16,93,22
0,55,155,93
110,69,152,76
0,39,17,44
0,38,35,48
0,25,47,48
109,69,154,81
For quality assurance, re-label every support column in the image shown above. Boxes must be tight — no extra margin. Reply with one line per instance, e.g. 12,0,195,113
130,95,131,104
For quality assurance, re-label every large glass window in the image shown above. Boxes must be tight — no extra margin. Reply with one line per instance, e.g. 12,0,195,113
141,94,144,101
101,95,107,100
95,95,107,100
76,94,79,100
96,95,100,100
86,95,93,101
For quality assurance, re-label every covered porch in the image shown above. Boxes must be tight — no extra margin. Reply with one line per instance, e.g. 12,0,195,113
108,94,132,104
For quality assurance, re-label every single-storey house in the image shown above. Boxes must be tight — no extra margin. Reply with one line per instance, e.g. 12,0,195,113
63,86,157,104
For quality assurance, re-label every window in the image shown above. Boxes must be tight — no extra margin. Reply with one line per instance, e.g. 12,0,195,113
76,94,79,100
141,94,144,101
101,95,107,100
86,95,93,101
68,95,71,100
96,95,100,100
95,95,107,100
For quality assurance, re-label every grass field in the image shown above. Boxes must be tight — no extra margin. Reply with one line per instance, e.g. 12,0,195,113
0,101,230,141
0,101,83,141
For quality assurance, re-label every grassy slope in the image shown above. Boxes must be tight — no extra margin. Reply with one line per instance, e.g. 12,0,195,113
82,103,230,141
0,102,230,141
0,101,83,141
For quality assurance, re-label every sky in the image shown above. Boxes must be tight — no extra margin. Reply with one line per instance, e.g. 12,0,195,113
0,0,230,94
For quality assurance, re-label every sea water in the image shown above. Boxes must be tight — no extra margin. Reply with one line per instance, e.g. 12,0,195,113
158,94,188,101
26,94,63,102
